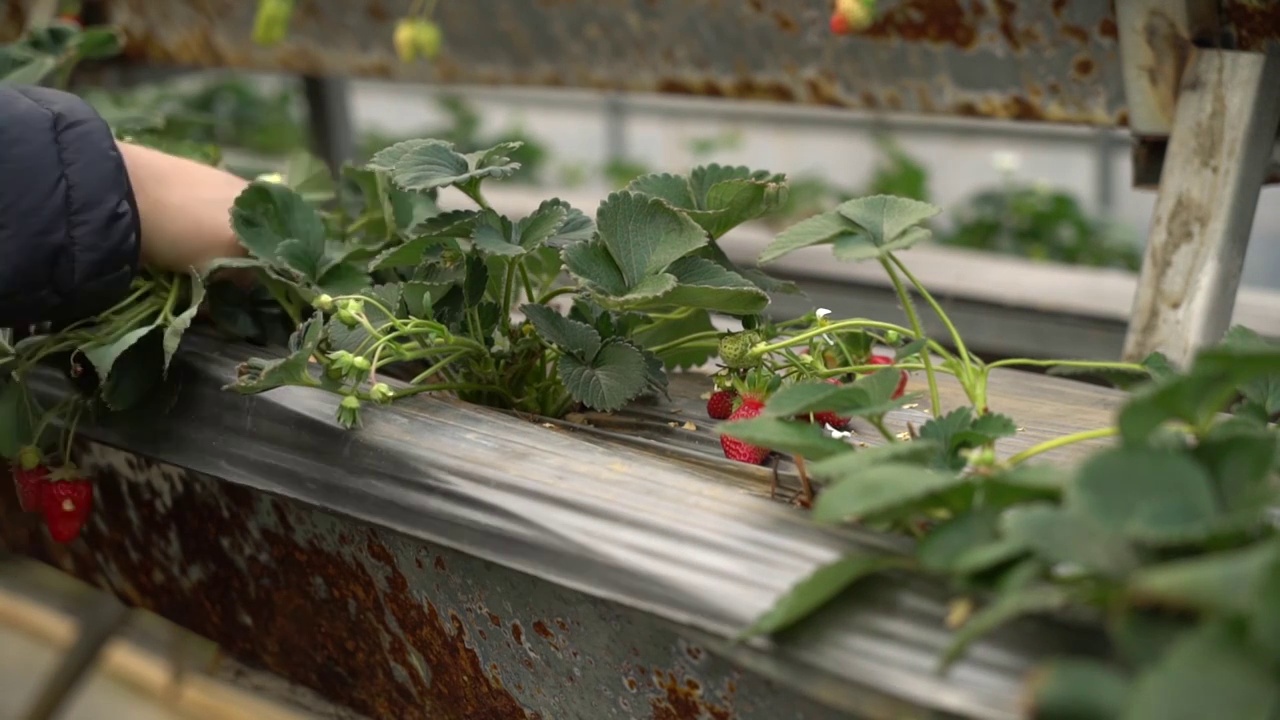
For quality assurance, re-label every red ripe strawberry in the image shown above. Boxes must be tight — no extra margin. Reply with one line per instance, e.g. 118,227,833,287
706,389,738,420
12,463,49,513
830,10,851,34
798,378,851,430
41,475,93,544
869,355,909,399
720,395,772,465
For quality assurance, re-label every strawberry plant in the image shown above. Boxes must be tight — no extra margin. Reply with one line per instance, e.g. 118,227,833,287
717,194,1280,716
216,142,794,425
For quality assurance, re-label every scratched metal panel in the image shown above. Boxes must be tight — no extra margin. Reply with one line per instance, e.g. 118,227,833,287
0,335,1116,719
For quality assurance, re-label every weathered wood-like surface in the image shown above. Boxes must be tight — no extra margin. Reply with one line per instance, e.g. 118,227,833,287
1122,47,1280,364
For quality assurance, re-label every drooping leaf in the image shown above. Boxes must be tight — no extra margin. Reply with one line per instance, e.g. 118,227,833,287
162,274,206,374
1124,621,1279,720
520,304,602,360
1068,448,1219,544
715,416,852,462
227,314,324,395
812,463,968,523
1000,505,1139,578
557,342,649,412
99,328,166,411
738,553,907,639
82,325,160,384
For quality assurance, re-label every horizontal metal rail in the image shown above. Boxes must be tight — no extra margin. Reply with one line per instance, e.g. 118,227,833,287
7,0,1262,127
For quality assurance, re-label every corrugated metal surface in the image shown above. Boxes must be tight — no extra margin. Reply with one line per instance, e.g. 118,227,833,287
0,336,1118,719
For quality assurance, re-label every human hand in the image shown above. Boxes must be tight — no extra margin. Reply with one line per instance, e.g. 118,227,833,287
117,142,249,274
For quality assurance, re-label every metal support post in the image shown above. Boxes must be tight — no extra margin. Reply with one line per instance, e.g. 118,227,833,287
302,76,354,175
1122,47,1280,364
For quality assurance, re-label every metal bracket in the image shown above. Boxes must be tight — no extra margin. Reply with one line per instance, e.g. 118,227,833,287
1122,47,1280,364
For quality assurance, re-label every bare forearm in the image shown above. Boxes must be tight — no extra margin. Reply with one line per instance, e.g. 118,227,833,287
118,141,248,273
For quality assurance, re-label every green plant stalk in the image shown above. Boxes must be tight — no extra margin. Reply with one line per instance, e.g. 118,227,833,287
1005,426,1119,466
536,286,579,305
408,350,471,385
987,358,1150,373
647,330,723,356
752,319,935,357
890,255,978,371
880,257,944,415
501,259,520,323
389,381,512,402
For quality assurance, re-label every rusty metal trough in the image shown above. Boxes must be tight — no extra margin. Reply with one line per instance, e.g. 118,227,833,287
0,336,1123,719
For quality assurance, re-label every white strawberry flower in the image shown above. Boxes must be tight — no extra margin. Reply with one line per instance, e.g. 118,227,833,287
991,150,1022,176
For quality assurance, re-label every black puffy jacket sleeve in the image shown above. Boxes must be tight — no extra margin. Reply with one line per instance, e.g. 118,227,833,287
0,85,141,327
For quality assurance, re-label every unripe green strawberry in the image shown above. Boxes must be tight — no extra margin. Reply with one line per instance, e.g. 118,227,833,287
719,331,762,369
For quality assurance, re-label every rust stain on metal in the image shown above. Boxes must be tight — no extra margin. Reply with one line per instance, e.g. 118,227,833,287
649,669,735,720
1224,0,1280,51
531,621,555,642
0,456,541,720
434,555,447,571
1098,16,1118,39
511,621,525,647
861,0,979,48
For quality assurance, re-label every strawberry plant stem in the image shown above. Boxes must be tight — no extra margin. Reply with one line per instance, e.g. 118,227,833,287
890,255,976,371
987,358,1149,373
647,331,723,356
879,257,944,415
1005,426,1118,466
409,351,471,385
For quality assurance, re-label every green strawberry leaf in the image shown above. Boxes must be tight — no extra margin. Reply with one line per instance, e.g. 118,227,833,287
1000,504,1140,578
231,182,353,285
656,257,769,314
1119,344,1280,442
758,211,862,265
1222,325,1280,415
812,463,968,523
1025,660,1132,720
557,341,649,412
370,139,522,193
82,324,160,384
939,585,1074,670
161,274,206,375
99,328,167,412
738,553,907,639
1127,541,1279,615
521,304,602,361
595,191,709,289
227,314,324,395
1124,621,1279,720
627,166,789,239
1067,448,1219,545
808,441,942,482
715,417,852,462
